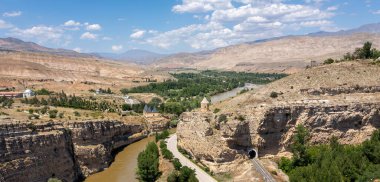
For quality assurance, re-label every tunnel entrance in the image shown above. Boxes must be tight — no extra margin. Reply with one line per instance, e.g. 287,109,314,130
248,149,257,159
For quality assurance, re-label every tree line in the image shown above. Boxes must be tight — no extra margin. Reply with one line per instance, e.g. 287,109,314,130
324,41,380,64
0,96,14,108
279,125,380,181
121,71,286,115
22,91,117,112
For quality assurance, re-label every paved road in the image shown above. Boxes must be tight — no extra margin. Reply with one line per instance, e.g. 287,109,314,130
252,158,277,182
166,134,217,182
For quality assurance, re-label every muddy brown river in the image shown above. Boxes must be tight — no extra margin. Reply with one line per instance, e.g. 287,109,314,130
84,83,258,182
85,136,155,182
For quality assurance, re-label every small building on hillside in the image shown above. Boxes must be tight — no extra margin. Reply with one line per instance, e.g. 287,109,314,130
0,92,23,98
124,96,141,106
143,105,160,117
23,89,34,98
201,97,210,112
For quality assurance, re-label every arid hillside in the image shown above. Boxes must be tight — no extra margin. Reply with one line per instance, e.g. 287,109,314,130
177,61,380,179
156,33,380,73
0,50,169,94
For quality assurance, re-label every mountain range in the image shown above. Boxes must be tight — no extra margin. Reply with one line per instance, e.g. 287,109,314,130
95,49,167,64
0,37,95,58
0,22,379,73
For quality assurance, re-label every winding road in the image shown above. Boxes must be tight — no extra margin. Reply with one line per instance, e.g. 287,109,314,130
166,134,217,182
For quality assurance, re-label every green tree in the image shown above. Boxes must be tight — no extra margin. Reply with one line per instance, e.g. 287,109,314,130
291,124,310,166
172,158,182,170
178,166,198,182
167,171,178,182
137,142,160,182
362,41,373,59
363,129,380,164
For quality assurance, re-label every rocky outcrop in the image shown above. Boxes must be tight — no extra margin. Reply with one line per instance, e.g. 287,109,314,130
0,120,146,182
300,85,380,96
66,121,145,176
177,102,380,164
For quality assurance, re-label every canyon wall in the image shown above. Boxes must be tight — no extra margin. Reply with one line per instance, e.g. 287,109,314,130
177,102,380,164
0,120,145,182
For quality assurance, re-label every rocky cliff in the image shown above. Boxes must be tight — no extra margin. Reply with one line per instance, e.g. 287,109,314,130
0,120,145,182
176,61,380,177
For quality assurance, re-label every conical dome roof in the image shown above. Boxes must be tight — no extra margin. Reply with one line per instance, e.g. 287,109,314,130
201,97,209,104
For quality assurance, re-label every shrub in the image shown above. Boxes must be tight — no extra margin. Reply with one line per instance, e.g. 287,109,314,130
213,108,221,113
59,112,64,118
35,88,53,95
237,115,245,121
270,92,278,98
160,141,167,149
170,119,179,127
218,114,227,123
323,58,335,64
155,130,170,141
162,148,174,160
279,157,293,173
28,109,34,114
49,110,58,118
167,171,178,182
74,111,80,117
172,158,182,170
41,106,49,114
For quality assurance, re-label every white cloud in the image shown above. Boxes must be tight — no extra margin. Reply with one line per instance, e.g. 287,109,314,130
173,0,233,13
86,24,102,31
327,6,338,11
3,11,22,17
305,0,325,4
141,0,337,50
102,36,112,40
299,20,332,27
80,32,98,40
10,26,64,43
64,20,81,26
0,19,13,29
112,45,123,51
73,47,82,53
130,30,146,39
373,10,380,14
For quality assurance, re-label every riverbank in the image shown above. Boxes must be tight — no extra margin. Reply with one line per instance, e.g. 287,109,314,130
211,83,261,104
0,120,145,182
85,136,155,182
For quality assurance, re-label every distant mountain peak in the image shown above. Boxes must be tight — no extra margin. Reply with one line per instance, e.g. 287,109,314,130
0,37,96,58
97,49,168,64
308,22,380,37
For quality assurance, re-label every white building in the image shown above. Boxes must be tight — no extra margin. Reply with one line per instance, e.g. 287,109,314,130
23,89,34,98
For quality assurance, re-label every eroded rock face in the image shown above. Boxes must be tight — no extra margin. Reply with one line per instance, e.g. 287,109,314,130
0,120,145,182
66,121,145,177
177,103,380,164
177,112,246,163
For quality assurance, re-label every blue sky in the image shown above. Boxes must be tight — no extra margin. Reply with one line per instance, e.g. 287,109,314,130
0,0,378,54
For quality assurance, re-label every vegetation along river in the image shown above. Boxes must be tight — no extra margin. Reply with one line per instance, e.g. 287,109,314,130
85,84,260,182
